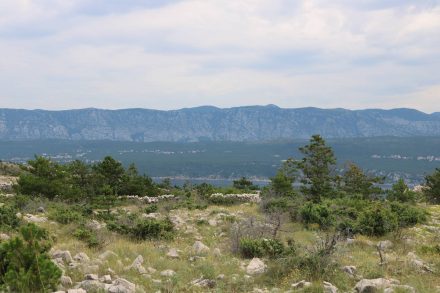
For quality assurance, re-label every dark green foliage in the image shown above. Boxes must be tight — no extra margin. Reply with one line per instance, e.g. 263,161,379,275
129,218,174,240
16,156,160,199
48,206,83,224
269,158,299,197
93,156,125,195
357,205,398,236
239,238,285,259
387,179,416,203
233,177,257,190
297,135,337,202
389,202,427,228
424,168,440,204
0,224,62,292
119,163,157,196
196,183,215,197
261,197,290,213
73,228,103,248
144,204,158,214
16,156,65,199
270,171,294,197
108,217,174,240
300,202,334,229
0,205,20,231
341,162,383,199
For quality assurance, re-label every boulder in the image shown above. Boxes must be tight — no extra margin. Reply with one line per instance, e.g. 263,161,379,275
86,220,105,230
125,255,147,274
37,206,46,213
323,281,338,293
342,265,357,277
160,269,176,277
355,278,400,293
291,280,312,289
52,250,73,263
73,252,90,263
107,278,136,293
60,275,73,287
407,252,434,273
78,279,106,291
166,248,180,258
190,277,216,288
246,258,267,275
193,241,210,255
377,240,393,251
100,274,112,284
85,274,99,280
24,214,47,223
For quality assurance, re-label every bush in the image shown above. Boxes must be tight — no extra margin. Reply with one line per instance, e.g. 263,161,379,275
73,227,106,249
0,205,20,231
239,238,285,259
129,218,174,240
261,197,290,213
424,168,440,204
387,179,416,203
144,204,158,214
0,223,62,292
357,205,398,236
300,202,334,229
108,217,174,240
48,207,83,224
389,202,427,228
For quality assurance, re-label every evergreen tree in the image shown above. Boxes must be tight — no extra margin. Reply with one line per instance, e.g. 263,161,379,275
233,177,254,190
342,162,383,199
425,168,440,204
270,158,299,196
16,156,65,199
297,135,336,202
387,179,416,203
93,156,125,195
0,224,62,292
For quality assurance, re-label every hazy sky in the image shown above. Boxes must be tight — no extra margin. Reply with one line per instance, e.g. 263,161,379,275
0,0,439,112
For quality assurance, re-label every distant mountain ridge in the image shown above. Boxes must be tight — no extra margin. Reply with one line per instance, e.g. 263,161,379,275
0,106,439,142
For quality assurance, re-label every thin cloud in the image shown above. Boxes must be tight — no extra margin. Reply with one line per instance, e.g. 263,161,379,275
0,0,439,112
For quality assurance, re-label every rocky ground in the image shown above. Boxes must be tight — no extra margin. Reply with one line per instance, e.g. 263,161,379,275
1,198,435,293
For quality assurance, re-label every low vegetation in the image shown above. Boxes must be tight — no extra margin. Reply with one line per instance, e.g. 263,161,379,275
0,135,439,292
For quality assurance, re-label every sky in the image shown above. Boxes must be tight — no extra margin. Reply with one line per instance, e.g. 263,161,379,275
0,0,439,112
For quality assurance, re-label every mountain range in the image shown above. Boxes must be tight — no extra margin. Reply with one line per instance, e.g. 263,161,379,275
0,106,439,142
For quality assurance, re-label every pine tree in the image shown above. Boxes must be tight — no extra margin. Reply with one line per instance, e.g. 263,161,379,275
297,135,336,202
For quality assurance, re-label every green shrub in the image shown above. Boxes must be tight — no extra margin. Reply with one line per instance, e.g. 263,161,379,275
108,217,174,240
261,197,290,213
144,204,158,214
387,179,416,203
239,238,285,259
129,218,174,240
300,202,334,229
48,207,83,224
0,223,62,292
389,202,427,228
73,228,102,248
357,205,398,236
0,205,20,231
